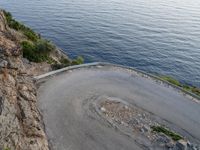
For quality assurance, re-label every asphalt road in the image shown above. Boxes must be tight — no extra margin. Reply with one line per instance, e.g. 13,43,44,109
38,65,200,150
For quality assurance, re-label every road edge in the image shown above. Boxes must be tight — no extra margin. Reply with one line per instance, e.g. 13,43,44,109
34,62,200,101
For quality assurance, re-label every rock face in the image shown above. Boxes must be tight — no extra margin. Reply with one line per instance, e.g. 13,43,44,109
0,10,49,150
0,11,7,32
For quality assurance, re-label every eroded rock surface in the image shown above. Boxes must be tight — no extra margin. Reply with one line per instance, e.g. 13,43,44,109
0,10,49,150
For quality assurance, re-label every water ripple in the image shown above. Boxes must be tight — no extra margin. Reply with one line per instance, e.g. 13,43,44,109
0,0,200,87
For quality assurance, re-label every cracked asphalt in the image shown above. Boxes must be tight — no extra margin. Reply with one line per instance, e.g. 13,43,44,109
38,65,200,150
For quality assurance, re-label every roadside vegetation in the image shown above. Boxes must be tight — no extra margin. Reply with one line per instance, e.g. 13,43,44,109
52,56,84,70
151,126,183,141
160,76,200,97
3,10,84,67
160,76,181,87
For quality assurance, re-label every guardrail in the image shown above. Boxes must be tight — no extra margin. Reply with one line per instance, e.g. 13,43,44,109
34,62,200,101
34,62,100,80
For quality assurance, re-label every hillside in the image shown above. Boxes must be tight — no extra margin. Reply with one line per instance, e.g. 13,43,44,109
0,9,76,150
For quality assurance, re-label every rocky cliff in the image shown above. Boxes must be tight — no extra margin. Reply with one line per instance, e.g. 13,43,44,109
0,10,49,150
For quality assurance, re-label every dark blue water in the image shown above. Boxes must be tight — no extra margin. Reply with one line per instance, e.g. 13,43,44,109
1,0,200,87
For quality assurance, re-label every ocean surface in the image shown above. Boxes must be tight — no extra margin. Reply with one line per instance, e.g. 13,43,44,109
0,0,200,87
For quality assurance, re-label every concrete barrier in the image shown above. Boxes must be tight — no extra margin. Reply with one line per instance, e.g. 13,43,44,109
34,62,100,80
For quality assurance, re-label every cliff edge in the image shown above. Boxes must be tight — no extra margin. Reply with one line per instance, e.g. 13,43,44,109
0,10,50,150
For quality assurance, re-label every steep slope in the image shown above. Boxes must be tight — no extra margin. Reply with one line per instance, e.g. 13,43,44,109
0,10,49,150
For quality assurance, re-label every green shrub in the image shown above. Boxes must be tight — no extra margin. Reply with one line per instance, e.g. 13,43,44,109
160,75,200,97
60,56,70,64
51,56,84,70
21,41,35,50
21,41,37,62
21,40,54,62
160,76,181,87
51,57,71,70
151,126,183,141
3,10,39,41
4,10,85,67
35,39,55,53
71,56,84,65
191,87,200,96
51,63,65,70
23,29,39,41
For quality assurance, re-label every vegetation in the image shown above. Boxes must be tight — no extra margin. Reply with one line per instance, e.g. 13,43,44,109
3,10,84,68
51,56,84,70
160,76,181,87
3,10,39,41
160,75,200,97
21,40,55,62
51,57,71,70
71,56,84,65
182,85,200,97
151,126,183,141
60,56,71,66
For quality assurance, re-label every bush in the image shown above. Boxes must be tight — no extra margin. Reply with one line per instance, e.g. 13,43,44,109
160,76,181,87
23,28,39,41
21,41,37,62
191,87,200,96
51,56,84,70
51,64,65,70
52,57,71,70
60,56,71,65
151,126,183,141
35,39,55,53
71,56,84,65
160,75,200,97
21,40,54,62
3,10,39,41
